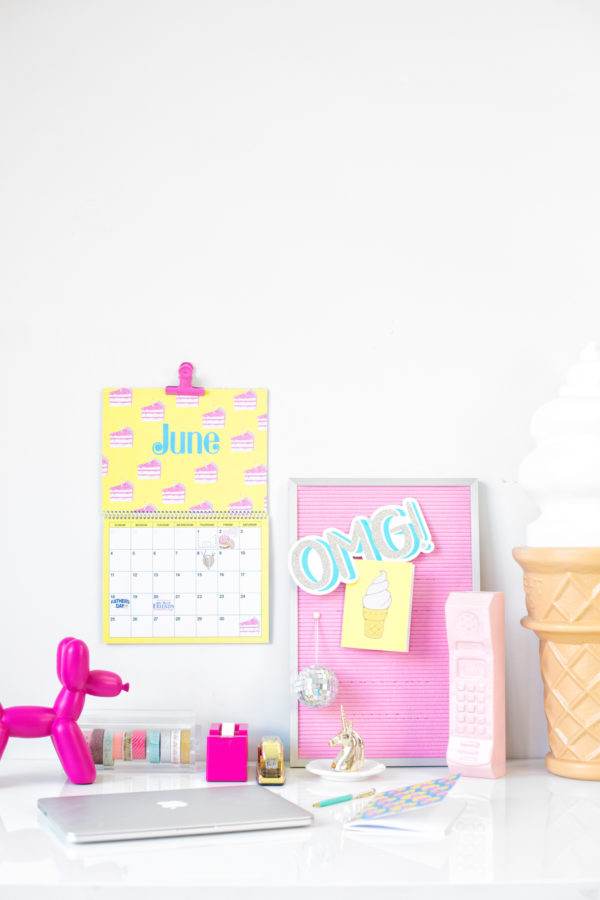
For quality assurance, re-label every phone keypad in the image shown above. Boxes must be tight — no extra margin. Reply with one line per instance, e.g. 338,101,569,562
454,677,488,736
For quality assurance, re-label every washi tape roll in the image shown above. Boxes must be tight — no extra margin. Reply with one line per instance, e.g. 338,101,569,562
170,729,181,764
148,730,161,764
91,729,104,766
160,730,172,763
103,730,114,767
82,729,93,748
113,732,123,761
132,730,146,760
123,731,132,761
180,729,191,764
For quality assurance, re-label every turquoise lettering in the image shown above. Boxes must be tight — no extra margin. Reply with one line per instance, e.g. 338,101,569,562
204,432,220,454
170,430,186,454
152,423,222,457
187,432,203,453
152,424,169,455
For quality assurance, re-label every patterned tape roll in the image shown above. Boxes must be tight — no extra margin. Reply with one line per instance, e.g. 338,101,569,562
113,732,123,761
170,730,181,764
103,731,114,767
160,730,171,763
123,731,132,761
148,730,161,764
180,729,191,764
91,729,104,766
132,730,146,760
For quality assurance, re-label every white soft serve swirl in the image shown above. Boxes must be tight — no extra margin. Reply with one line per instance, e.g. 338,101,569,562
519,342,600,546
362,570,392,610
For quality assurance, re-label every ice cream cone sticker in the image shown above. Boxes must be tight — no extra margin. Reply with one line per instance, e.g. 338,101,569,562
342,559,414,653
362,570,391,638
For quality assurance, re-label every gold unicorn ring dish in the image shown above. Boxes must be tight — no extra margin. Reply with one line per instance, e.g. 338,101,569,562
329,706,365,773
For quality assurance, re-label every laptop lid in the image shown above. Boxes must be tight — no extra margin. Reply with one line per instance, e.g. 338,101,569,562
38,784,313,843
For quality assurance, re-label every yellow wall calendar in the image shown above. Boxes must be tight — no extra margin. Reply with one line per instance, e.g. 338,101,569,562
102,366,268,643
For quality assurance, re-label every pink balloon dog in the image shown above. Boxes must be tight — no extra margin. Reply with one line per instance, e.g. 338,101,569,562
0,637,129,784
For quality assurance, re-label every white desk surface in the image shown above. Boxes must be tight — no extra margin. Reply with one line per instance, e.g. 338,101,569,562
0,758,599,899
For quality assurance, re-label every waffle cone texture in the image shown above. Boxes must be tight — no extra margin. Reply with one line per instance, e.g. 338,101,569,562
363,607,388,638
513,547,600,780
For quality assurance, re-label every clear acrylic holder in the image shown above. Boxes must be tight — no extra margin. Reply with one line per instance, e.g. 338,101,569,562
79,710,200,770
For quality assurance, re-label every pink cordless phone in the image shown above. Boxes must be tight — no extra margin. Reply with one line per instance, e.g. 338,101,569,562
445,592,505,779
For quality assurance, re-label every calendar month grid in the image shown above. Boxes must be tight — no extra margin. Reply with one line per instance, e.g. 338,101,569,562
107,522,263,640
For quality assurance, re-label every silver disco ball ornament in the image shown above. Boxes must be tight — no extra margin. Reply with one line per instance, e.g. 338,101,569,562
294,663,339,709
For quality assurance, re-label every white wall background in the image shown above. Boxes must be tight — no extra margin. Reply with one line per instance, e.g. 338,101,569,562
1,0,599,762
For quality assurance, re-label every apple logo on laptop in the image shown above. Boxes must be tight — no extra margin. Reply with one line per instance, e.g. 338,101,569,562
157,800,188,810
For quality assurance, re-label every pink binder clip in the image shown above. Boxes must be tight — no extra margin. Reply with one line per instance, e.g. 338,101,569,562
165,362,205,397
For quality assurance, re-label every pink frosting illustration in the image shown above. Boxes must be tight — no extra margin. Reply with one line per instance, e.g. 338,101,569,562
229,497,253,511
231,432,255,452
141,401,165,421
190,501,214,512
109,388,132,406
176,394,199,407
194,463,218,483
240,617,260,634
202,408,226,429
244,464,267,484
110,427,134,448
219,533,235,549
101,457,108,477
110,482,134,502
257,414,267,431
234,390,257,410
135,504,157,513
137,459,162,479
162,483,186,503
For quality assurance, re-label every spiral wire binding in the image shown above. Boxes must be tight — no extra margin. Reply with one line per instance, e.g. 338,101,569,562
104,509,267,520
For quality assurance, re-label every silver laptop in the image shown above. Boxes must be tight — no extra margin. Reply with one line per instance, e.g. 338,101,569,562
38,785,313,843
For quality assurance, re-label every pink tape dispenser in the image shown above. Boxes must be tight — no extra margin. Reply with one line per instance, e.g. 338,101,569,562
0,637,129,784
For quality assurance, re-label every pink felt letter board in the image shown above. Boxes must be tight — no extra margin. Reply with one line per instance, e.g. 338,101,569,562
289,478,479,765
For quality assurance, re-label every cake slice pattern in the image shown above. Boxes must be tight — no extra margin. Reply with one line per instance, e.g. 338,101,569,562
244,464,267,484
110,481,134,502
176,395,199,407
103,388,267,510
229,497,253,512
162,483,186,504
202,408,226,429
110,426,134,448
231,432,254,452
109,388,132,406
190,501,214,512
194,463,218,483
240,617,260,634
137,459,162,479
141,401,165,421
234,390,257,410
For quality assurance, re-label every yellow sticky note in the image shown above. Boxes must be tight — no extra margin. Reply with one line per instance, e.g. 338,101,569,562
341,560,414,653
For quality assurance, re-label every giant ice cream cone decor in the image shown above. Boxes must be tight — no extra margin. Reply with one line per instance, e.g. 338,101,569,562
514,548,600,779
515,344,600,780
